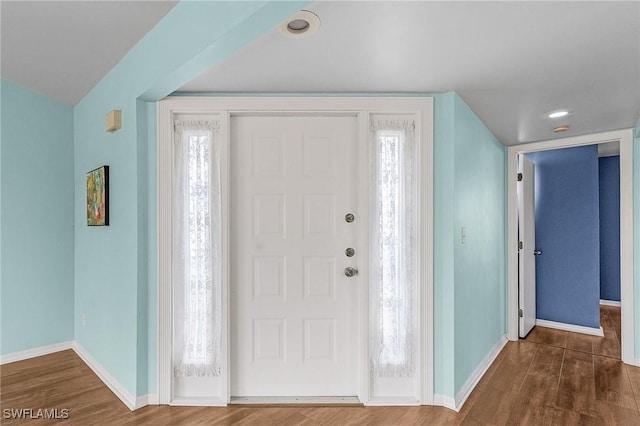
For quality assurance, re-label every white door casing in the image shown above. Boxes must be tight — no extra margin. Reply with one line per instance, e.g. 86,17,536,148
517,155,536,338
157,97,434,405
231,115,358,396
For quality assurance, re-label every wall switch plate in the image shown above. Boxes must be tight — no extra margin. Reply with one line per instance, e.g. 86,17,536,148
81,312,87,326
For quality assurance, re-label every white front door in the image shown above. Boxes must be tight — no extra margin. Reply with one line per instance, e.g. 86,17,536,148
518,154,536,338
230,115,359,397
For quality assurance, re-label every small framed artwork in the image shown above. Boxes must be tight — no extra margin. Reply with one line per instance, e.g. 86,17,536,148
87,165,109,226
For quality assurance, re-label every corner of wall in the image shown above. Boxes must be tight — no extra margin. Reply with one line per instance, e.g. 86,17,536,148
449,94,507,395
1,79,74,355
432,91,457,398
0,79,4,356
634,122,640,357
72,0,313,401
135,99,150,397
146,101,158,395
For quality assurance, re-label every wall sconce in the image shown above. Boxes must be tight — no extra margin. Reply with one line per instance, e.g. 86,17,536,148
106,110,121,133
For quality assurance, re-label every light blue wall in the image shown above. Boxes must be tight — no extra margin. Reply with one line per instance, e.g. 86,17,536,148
1,0,633,404
528,146,601,329
1,79,3,348
635,123,640,355
1,79,74,355
433,92,457,398
452,95,506,394
599,156,620,302
433,92,506,397
73,0,308,397
146,102,158,394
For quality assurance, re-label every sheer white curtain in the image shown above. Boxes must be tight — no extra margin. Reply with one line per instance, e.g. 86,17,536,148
173,119,222,377
370,119,417,377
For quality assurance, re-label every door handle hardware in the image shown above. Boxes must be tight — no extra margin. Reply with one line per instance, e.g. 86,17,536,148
345,213,355,223
344,267,358,277
534,249,542,256
345,248,355,257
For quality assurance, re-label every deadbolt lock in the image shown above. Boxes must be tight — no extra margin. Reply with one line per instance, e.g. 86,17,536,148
345,248,355,257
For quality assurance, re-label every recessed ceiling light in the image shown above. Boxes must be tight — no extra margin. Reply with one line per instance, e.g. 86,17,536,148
278,10,320,38
553,125,570,132
287,19,310,33
548,110,569,119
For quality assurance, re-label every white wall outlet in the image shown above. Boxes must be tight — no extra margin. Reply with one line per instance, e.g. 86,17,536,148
461,226,467,244
81,312,87,326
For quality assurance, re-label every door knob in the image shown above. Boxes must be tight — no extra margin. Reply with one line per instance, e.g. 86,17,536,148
534,249,542,255
344,267,358,277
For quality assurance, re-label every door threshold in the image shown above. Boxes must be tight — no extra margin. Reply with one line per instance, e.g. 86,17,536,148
229,396,362,406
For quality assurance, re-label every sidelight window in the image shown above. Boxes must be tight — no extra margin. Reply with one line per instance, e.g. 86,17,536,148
173,120,222,377
370,119,418,378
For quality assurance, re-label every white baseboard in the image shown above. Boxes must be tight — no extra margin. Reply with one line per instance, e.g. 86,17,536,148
363,398,421,406
433,394,457,411
135,393,158,408
0,341,73,365
72,342,136,411
170,397,228,407
454,335,508,411
536,319,604,336
2,340,152,410
232,396,362,405
600,299,621,307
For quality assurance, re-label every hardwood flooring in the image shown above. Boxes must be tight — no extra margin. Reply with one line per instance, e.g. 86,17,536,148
2,306,638,425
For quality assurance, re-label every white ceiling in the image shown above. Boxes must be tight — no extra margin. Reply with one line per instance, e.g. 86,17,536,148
1,1,638,146
0,0,177,106
180,1,640,146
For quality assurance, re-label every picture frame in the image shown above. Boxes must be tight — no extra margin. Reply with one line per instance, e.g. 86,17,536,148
87,165,109,226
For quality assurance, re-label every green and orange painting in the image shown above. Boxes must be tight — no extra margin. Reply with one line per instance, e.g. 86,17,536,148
87,166,109,226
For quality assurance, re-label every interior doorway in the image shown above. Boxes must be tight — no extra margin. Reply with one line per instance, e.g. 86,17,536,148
507,129,634,365
517,143,622,360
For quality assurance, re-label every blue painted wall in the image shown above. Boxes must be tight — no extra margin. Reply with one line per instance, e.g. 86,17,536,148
433,92,506,398
599,156,620,301
527,146,600,329
1,79,74,355
73,0,309,397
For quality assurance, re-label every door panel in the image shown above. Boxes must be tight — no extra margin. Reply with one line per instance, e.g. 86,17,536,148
231,116,358,396
518,155,536,337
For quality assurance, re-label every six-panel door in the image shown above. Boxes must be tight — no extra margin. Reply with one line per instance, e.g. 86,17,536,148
230,115,359,396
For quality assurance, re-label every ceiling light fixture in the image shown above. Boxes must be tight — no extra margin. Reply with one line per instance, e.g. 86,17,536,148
548,110,569,119
278,10,320,38
287,19,310,33
553,125,570,133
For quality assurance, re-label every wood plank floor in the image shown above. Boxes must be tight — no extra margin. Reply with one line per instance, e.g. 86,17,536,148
2,306,638,425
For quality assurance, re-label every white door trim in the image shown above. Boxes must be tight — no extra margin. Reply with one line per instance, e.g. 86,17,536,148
157,97,434,405
506,129,634,365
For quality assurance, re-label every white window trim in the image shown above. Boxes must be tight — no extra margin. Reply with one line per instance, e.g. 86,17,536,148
157,97,434,405
506,129,635,365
